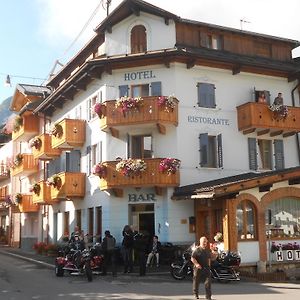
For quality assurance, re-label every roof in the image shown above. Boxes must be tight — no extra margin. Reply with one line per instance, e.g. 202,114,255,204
16,84,52,97
172,166,300,200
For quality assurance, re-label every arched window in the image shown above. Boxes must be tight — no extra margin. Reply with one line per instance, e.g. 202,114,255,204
131,25,147,54
236,200,256,240
265,197,300,239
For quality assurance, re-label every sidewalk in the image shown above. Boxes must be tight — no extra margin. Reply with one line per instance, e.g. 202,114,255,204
0,245,170,276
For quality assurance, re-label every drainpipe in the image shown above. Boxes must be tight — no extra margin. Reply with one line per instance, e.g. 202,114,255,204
291,81,300,165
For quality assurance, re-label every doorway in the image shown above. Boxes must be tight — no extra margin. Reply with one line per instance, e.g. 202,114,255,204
129,204,155,237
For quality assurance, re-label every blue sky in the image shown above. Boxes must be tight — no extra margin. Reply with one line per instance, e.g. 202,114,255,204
1,0,300,104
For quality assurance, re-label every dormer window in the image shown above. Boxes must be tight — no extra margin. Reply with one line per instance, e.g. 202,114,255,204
202,33,223,50
131,25,147,54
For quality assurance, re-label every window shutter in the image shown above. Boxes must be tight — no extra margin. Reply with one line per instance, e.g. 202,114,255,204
217,134,223,168
197,83,215,108
199,133,209,167
248,138,258,170
119,85,129,97
150,82,162,96
274,140,285,170
87,99,91,121
264,90,271,105
67,150,81,172
86,146,91,175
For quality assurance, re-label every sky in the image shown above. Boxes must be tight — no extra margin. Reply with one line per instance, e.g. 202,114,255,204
1,0,300,104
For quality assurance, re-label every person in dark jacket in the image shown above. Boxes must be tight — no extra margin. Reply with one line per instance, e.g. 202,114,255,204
121,225,134,273
146,235,161,267
134,232,149,276
101,230,117,276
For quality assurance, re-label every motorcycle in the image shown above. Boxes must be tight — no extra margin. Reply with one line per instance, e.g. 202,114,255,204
55,245,93,281
89,242,104,274
170,245,241,282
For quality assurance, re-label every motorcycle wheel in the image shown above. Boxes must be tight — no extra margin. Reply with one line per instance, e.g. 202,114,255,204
170,265,186,280
85,262,93,282
55,263,64,277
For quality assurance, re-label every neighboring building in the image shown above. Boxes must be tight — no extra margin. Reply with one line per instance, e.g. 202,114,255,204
8,0,300,270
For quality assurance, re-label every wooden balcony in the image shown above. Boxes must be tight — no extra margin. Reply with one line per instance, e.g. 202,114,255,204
100,96,179,138
12,114,39,142
99,158,180,196
51,119,86,149
32,133,61,160
0,164,10,181
32,181,58,205
49,172,86,200
18,194,39,213
11,154,39,177
237,102,300,137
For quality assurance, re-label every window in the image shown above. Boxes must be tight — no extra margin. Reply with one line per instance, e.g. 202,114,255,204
248,138,284,171
131,25,147,54
129,135,152,158
236,200,256,240
199,133,223,168
265,198,300,238
87,142,102,175
87,95,98,121
197,83,216,108
254,89,270,104
202,34,223,50
254,41,271,58
131,84,149,97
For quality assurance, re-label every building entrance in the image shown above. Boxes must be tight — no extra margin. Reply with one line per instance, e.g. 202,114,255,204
129,203,154,237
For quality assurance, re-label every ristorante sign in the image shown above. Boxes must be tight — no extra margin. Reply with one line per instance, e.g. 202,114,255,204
274,250,300,261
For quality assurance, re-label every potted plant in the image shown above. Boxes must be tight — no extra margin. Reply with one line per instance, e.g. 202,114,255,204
92,163,107,178
269,103,288,120
33,242,47,255
29,183,41,195
93,103,106,118
29,136,42,149
46,175,62,189
51,123,63,138
14,153,23,167
159,158,181,175
157,95,177,112
115,96,143,115
13,116,23,132
45,243,58,256
14,193,23,204
116,158,147,177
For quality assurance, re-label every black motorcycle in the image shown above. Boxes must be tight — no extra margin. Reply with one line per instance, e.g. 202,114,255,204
170,246,241,282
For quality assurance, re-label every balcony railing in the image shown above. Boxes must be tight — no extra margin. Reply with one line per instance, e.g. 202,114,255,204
237,102,300,137
11,154,39,177
49,172,86,200
0,164,10,181
12,114,40,142
99,158,180,195
99,96,178,137
32,133,61,160
18,195,39,213
32,181,58,205
51,119,86,149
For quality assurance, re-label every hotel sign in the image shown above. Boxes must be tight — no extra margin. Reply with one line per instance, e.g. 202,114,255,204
124,70,156,81
274,250,300,261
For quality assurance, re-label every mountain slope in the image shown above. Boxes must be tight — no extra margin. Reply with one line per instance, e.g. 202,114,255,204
0,96,13,125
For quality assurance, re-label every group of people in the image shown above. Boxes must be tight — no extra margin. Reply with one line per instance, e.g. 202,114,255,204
68,225,161,277
257,91,284,105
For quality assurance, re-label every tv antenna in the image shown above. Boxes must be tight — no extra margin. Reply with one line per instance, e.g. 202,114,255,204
101,0,112,16
240,18,251,30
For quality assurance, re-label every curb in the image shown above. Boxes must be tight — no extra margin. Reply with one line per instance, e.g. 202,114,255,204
0,250,54,269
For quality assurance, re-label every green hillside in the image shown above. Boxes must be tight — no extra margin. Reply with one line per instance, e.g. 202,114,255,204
0,96,13,125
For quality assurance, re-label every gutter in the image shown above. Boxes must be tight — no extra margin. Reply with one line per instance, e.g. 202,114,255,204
291,81,300,164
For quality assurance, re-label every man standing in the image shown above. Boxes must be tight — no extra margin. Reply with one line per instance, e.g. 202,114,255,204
191,236,217,300
101,230,117,276
273,92,283,105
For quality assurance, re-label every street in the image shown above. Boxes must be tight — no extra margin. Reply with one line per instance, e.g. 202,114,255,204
0,251,299,300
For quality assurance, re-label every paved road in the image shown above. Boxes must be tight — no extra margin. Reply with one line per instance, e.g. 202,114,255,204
0,251,299,300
